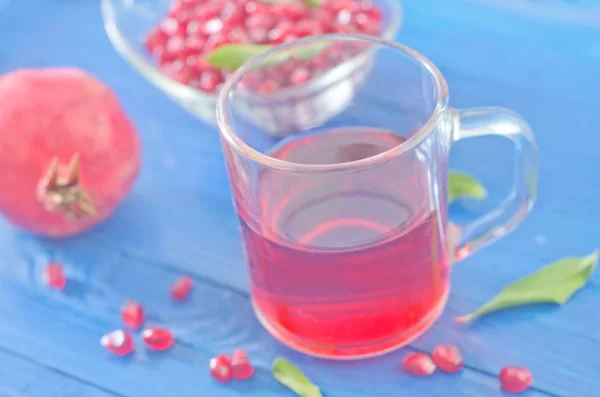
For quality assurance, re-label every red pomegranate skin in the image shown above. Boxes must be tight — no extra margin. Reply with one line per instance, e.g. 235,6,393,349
0,68,141,237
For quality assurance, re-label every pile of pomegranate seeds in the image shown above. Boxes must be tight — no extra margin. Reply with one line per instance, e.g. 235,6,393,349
145,0,384,93
500,366,534,394
121,300,145,330
210,349,255,383
43,262,67,291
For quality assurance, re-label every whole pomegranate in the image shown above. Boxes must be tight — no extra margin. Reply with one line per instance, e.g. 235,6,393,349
0,68,141,237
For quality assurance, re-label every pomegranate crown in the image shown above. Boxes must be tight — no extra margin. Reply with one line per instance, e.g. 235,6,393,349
38,153,97,219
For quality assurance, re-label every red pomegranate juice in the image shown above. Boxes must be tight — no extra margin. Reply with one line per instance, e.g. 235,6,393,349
237,128,450,357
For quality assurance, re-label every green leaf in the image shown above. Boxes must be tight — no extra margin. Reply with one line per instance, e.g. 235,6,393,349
273,358,323,397
207,44,273,70
448,171,487,204
207,42,327,70
291,42,327,60
455,251,598,323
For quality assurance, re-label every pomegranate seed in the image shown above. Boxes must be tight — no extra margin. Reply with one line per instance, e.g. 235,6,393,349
169,0,190,17
221,2,244,25
231,349,254,380
174,10,195,27
309,52,329,69
289,67,311,86
163,60,184,78
101,330,134,356
500,366,533,394
326,44,345,63
194,3,221,21
204,18,224,35
239,72,261,90
185,36,205,56
43,263,66,290
354,12,379,35
205,33,228,51
145,26,169,53
248,28,269,44
263,65,282,80
186,20,204,37
296,19,323,36
402,352,436,376
268,21,294,44
361,0,383,21
227,27,249,44
196,70,222,92
257,80,279,94
188,56,212,72
161,18,186,36
337,9,352,24
283,33,300,43
280,58,300,74
314,9,336,32
333,21,357,34
331,0,358,14
244,1,269,14
166,35,188,60
221,70,234,81
158,55,175,70
171,276,193,301
271,2,306,21
432,344,463,373
210,354,233,383
246,12,277,30
172,64,197,80
142,327,175,351
121,300,145,330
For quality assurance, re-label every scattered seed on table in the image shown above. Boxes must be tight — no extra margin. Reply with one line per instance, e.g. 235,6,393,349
101,329,134,356
43,262,66,290
432,344,463,373
402,352,436,376
121,300,145,330
142,327,175,351
500,366,533,394
210,354,233,383
231,349,254,380
171,276,193,301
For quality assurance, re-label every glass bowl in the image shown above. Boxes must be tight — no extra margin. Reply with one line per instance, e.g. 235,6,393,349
101,0,403,130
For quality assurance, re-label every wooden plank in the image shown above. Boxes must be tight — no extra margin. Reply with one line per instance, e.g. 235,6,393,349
0,0,598,396
1,198,596,395
0,349,121,397
0,229,557,397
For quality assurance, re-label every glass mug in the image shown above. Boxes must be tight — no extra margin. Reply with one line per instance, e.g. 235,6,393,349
216,35,538,359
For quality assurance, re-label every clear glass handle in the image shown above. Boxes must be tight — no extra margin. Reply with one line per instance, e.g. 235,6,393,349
451,107,539,261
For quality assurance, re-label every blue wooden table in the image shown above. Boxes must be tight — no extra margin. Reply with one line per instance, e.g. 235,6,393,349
1,0,600,396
